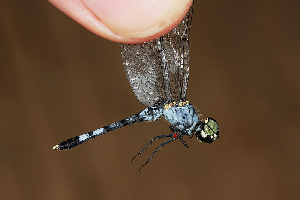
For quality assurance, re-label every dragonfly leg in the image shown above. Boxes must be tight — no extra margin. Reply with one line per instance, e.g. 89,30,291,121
131,134,173,162
178,135,189,148
169,125,189,148
138,137,177,172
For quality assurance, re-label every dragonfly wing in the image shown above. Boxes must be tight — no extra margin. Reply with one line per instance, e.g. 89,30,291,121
157,5,193,102
121,4,193,107
121,42,165,107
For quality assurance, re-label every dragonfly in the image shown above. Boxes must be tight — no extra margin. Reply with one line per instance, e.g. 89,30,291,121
53,4,219,172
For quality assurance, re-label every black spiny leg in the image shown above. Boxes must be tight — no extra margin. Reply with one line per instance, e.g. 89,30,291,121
178,135,189,148
138,137,177,172
131,134,173,162
169,125,189,148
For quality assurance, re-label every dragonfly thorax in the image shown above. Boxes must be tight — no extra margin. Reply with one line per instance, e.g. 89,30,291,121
162,101,219,143
163,101,199,136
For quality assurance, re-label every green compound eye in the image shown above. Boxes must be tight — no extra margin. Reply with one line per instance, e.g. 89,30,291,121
196,118,219,143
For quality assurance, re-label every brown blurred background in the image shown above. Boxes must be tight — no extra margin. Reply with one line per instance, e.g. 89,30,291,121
1,1,299,200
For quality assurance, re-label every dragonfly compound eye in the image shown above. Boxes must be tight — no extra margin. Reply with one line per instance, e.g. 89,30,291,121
196,118,219,143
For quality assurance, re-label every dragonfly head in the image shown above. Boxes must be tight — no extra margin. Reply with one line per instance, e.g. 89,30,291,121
195,118,219,143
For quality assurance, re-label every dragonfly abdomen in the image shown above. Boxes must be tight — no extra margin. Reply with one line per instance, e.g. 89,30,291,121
53,107,164,150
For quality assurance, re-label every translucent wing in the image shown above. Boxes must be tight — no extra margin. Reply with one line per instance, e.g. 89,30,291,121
121,5,193,107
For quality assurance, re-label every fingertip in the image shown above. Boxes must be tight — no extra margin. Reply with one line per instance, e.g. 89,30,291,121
49,0,193,43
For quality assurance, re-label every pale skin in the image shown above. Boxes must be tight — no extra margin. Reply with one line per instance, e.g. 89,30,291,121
49,0,193,44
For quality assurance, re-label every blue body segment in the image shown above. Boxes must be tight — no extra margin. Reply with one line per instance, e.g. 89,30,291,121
163,103,199,136
138,106,164,122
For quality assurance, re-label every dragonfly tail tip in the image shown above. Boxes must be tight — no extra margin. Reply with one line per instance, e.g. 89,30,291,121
52,144,60,150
